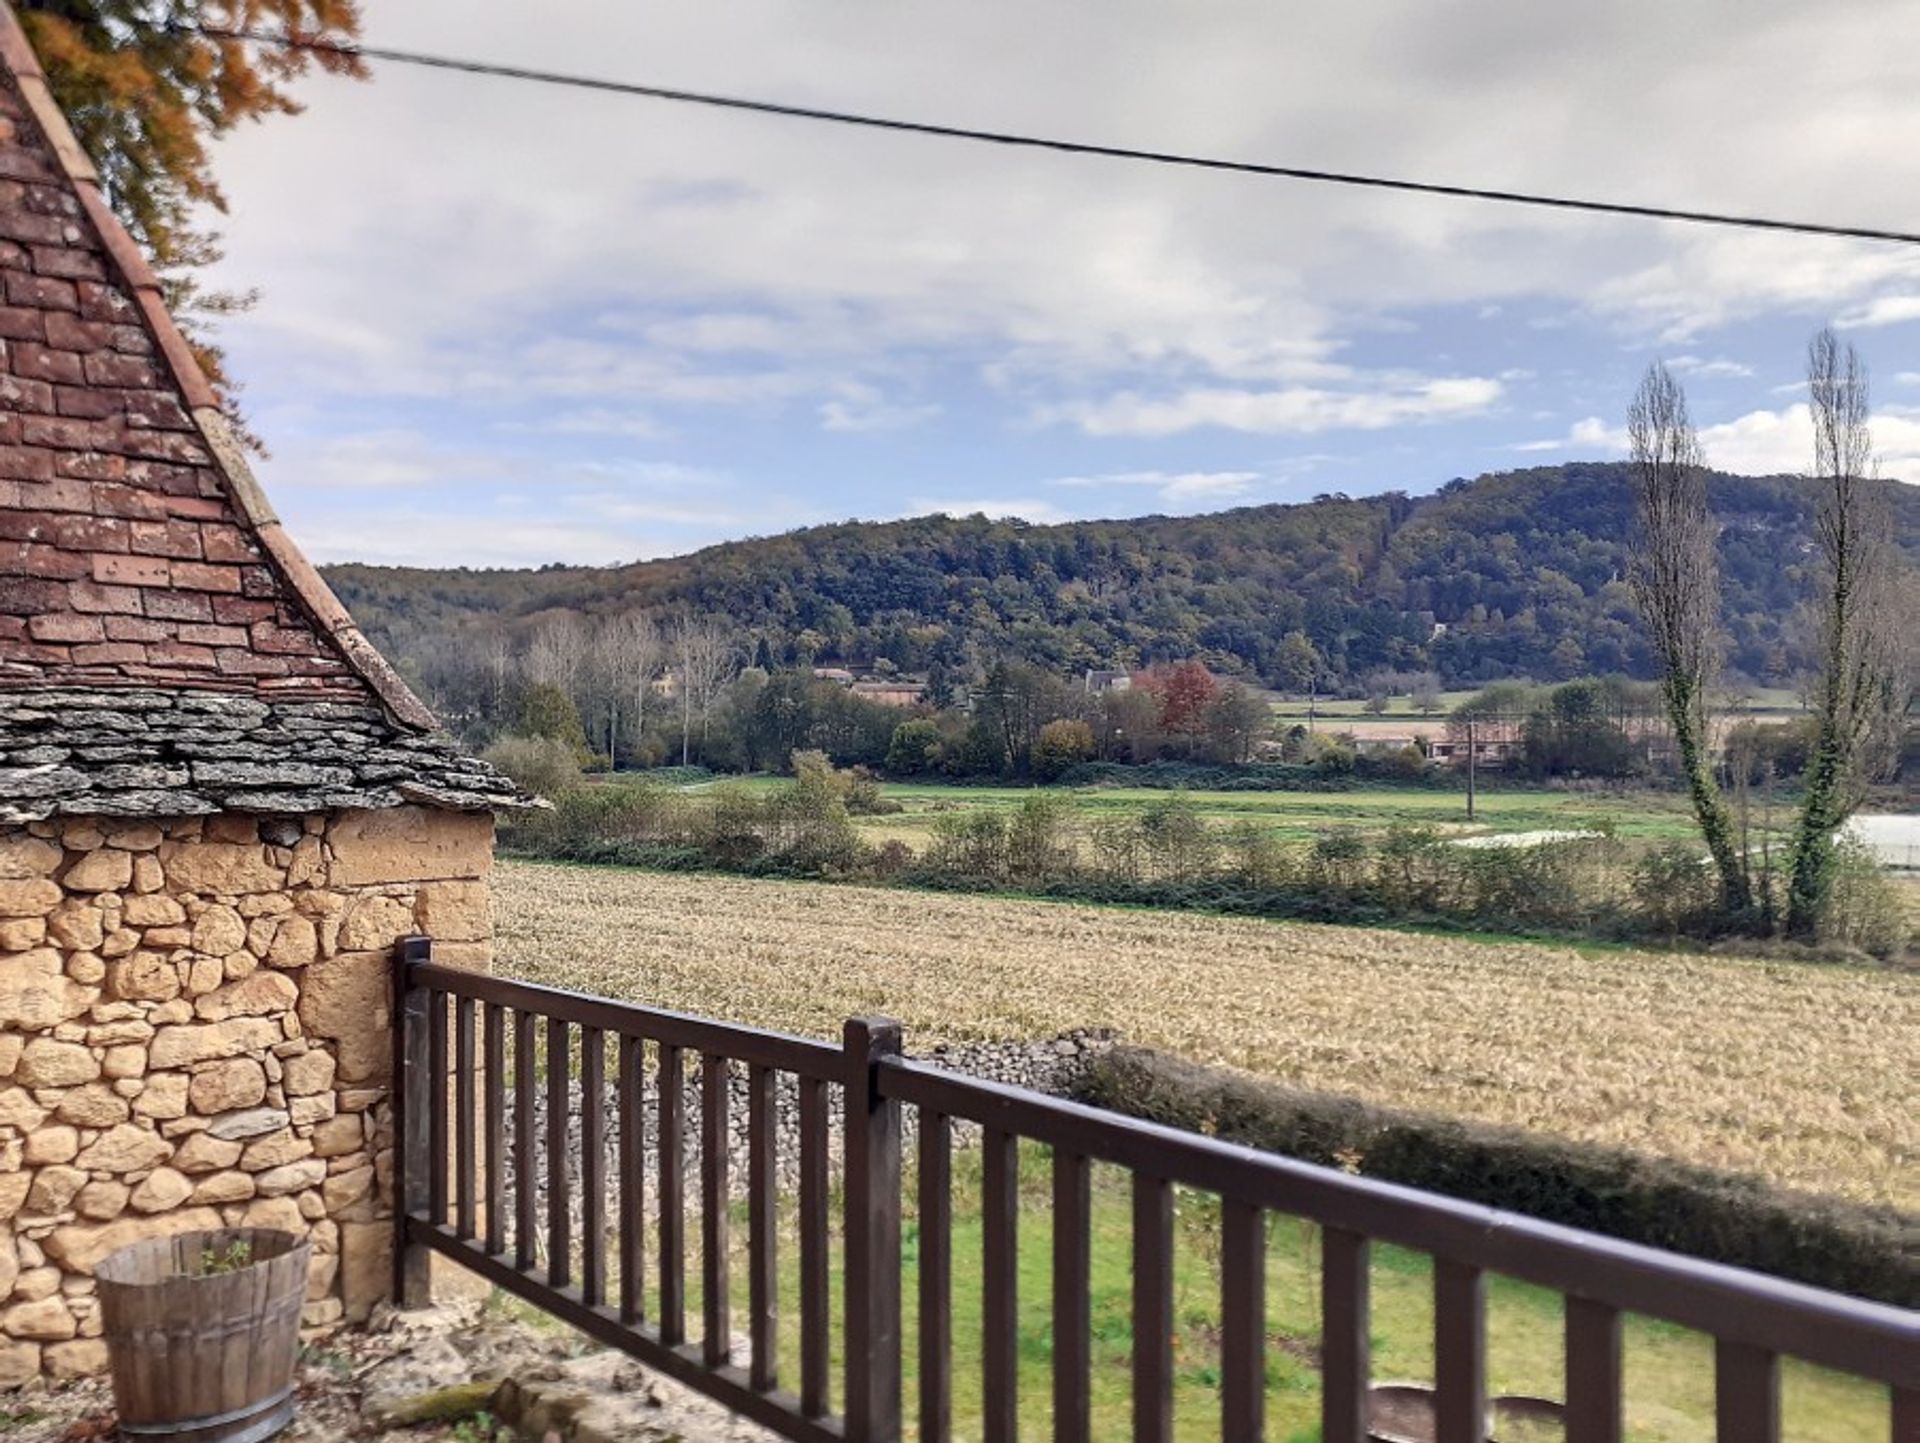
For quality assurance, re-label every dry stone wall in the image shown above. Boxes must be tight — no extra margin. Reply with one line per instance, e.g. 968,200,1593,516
0,803,492,1385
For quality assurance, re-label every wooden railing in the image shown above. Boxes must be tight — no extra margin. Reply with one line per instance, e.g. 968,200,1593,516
392,939,1919,1443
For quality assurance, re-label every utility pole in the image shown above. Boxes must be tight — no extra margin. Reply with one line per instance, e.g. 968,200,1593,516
1466,716,1477,822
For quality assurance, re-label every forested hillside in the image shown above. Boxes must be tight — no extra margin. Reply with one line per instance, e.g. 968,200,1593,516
326,463,1920,700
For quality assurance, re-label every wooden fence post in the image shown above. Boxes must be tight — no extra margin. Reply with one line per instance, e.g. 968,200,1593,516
392,935,434,1309
843,1016,904,1443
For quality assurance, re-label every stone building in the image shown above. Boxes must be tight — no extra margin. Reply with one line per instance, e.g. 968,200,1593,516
0,12,524,1383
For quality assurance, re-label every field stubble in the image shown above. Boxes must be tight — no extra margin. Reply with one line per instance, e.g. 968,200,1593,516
494,861,1917,1210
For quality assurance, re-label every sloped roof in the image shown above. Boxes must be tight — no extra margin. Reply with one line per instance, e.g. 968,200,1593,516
0,7,527,816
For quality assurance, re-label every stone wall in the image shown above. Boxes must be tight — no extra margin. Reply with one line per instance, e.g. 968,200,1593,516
0,803,492,1385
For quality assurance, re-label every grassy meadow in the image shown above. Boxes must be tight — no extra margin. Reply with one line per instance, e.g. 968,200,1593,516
666,775,1713,854
492,862,1918,1210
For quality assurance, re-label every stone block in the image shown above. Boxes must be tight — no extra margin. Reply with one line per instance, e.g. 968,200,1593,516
15,1037,97,1087
0,835,60,878
45,902,103,950
148,1016,279,1068
72,1179,127,1222
189,1171,254,1205
54,1081,129,1127
74,1122,170,1174
44,1206,222,1272
2,1295,73,1341
239,1128,309,1170
412,881,491,943
310,1113,363,1159
191,903,246,955
61,848,131,893
120,893,185,926
328,807,492,887
0,947,87,1027
0,877,59,916
240,1196,304,1234
188,1058,267,1114
107,950,179,1003
171,1131,242,1174
159,840,283,895
255,1160,326,1197
337,895,416,953
194,969,295,1022
25,1165,85,1215
297,951,388,1082
0,916,45,949
130,1071,188,1120
0,1086,44,1130
206,1106,288,1142
264,914,318,969
128,1167,192,1213
43,1338,108,1380
281,1049,335,1098
0,1341,41,1389
23,1125,78,1165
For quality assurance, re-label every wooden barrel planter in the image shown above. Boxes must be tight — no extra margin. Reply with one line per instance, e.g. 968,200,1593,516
95,1228,311,1443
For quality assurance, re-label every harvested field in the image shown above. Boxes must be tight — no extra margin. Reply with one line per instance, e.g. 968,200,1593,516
493,860,1919,1210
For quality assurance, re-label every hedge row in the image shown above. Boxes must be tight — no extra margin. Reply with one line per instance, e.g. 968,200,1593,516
1071,1046,1917,1307
1054,758,1462,791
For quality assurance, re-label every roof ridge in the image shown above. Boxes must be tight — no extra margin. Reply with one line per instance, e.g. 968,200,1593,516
0,2,438,731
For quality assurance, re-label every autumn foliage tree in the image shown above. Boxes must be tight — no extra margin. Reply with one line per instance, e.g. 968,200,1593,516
1146,661,1219,754
19,1,364,408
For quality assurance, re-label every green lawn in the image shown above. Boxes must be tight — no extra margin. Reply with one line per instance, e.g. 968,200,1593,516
775,778,1708,847
614,1145,1884,1443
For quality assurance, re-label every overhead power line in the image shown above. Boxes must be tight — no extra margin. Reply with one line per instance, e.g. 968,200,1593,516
181,24,1920,249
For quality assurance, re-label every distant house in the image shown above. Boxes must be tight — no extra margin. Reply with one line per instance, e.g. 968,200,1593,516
850,680,927,708
1085,669,1133,694
812,667,856,685
1351,734,1429,757
1428,736,1516,765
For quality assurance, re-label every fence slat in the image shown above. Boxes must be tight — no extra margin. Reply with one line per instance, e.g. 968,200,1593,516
454,995,476,1241
1320,1227,1370,1443
917,1110,951,1443
1132,1174,1174,1443
983,1127,1019,1443
483,1003,505,1257
1053,1148,1091,1443
1222,1199,1265,1443
1565,1296,1622,1443
1715,1340,1779,1443
514,1009,536,1272
702,1053,731,1368
748,1063,778,1393
844,1018,904,1443
581,1026,606,1308
1434,1258,1485,1443
546,1015,572,1290
618,1034,644,1324
428,987,449,1225
658,1044,686,1347
799,1076,831,1420
392,938,432,1308
1892,1387,1919,1443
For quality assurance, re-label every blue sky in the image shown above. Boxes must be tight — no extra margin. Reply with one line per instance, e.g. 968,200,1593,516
200,0,1920,567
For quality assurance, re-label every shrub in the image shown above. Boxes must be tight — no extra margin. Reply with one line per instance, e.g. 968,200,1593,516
1032,718,1096,781
481,734,584,802
1820,834,1910,958
1627,842,1721,939
1074,1046,1917,1306
885,718,943,776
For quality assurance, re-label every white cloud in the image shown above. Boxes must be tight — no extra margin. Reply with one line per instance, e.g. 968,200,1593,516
295,513,645,568
1837,296,1920,329
905,498,1071,524
1898,372,1920,387
1512,415,1628,452
265,430,509,491
1667,355,1755,379
1046,377,1503,437
817,382,942,432
1698,404,1920,482
1048,469,1263,507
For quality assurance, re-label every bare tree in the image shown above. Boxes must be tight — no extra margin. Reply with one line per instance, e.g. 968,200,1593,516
673,615,736,766
1626,362,1752,915
599,611,664,763
525,615,587,693
1786,329,1907,937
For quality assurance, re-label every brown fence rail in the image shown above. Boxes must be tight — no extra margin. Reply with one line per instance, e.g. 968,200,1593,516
392,939,1919,1443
